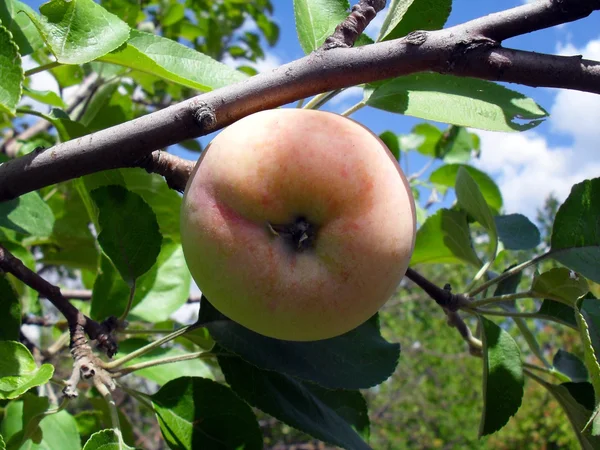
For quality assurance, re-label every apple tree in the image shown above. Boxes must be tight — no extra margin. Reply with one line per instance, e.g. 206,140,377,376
0,0,599,449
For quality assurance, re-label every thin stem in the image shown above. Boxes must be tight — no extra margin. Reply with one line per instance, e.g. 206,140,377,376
468,251,551,297
303,89,343,110
408,158,435,181
341,101,365,117
15,108,48,119
117,328,179,335
104,325,195,369
469,291,536,308
523,362,571,383
119,282,136,322
115,351,214,377
118,384,154,411
296,98,305,108
24,61,61,77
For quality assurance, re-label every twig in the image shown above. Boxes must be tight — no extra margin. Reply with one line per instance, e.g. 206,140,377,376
468,251,551,297
0,244,118,356
404,268,469,311
1,0,599,200
446,310,482,356
57,288,203,303
322,0,386,49
1,74,100,157
135,150,196,192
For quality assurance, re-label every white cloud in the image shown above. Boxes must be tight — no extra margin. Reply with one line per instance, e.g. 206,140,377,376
472,37,600,219
474,131,600,218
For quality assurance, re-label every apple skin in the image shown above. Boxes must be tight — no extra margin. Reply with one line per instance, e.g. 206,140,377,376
180,109,416,341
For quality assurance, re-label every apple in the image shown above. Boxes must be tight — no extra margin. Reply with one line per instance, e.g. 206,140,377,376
180,109,416,341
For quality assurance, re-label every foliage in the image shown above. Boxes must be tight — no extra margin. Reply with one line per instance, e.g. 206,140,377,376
0,0,599,449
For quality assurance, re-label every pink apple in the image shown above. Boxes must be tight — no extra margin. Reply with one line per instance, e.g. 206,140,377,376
181,109,416,341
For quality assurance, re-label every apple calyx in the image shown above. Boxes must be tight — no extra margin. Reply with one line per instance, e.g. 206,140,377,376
267,217,318,252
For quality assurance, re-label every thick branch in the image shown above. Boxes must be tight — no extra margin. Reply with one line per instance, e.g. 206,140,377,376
0,245,118,356
0,0,599,200
470,0,600,42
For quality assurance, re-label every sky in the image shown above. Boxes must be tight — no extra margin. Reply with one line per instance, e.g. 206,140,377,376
20,0,600,221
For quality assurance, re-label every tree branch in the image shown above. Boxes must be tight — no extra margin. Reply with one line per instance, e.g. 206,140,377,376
135,150,196,192
404,268,468,311
0,244,118,357
322,0,386,49
0,0,598,201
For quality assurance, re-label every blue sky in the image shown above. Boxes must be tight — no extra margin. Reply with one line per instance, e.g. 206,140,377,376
22,0,600,221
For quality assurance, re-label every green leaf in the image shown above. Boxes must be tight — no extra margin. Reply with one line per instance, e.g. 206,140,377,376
455,167,498,255
0,0,44,56
5,394,50,450
42,182,99,271
411,123,442,157
294,0,347,53
99,0,140,28
1,241,37,315
1,401,80,450
179,139,203,153
162,1,185,27
0,24,23,116
120,169,183,242
364,73,548,132
22,86,65,108
91,239,191,322
554,349,589,383
550,177,600,284
411,208,480,266
83,429,134,450
0,276,20,341
377,0,452,42
0,192,55,237
198,299,400,390
117,338,213,385
293,0,371,53
100,30,247,92
478,316,524,436
42,107,90,141
379,131,400,161
536,300,578,329
151,377,262,450
0,341,54,399
91,185,162,286
25,0,130,64
78,81,133,132
575,294,600,417
531,268,589,305
537,381,600,449
429,164,503,213
494,214,541,250
434,126,477,164
218,348,371,450
0,434,4,450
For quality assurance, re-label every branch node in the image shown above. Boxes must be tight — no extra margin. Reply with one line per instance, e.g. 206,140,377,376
405,31,428,46
192,102,217,130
